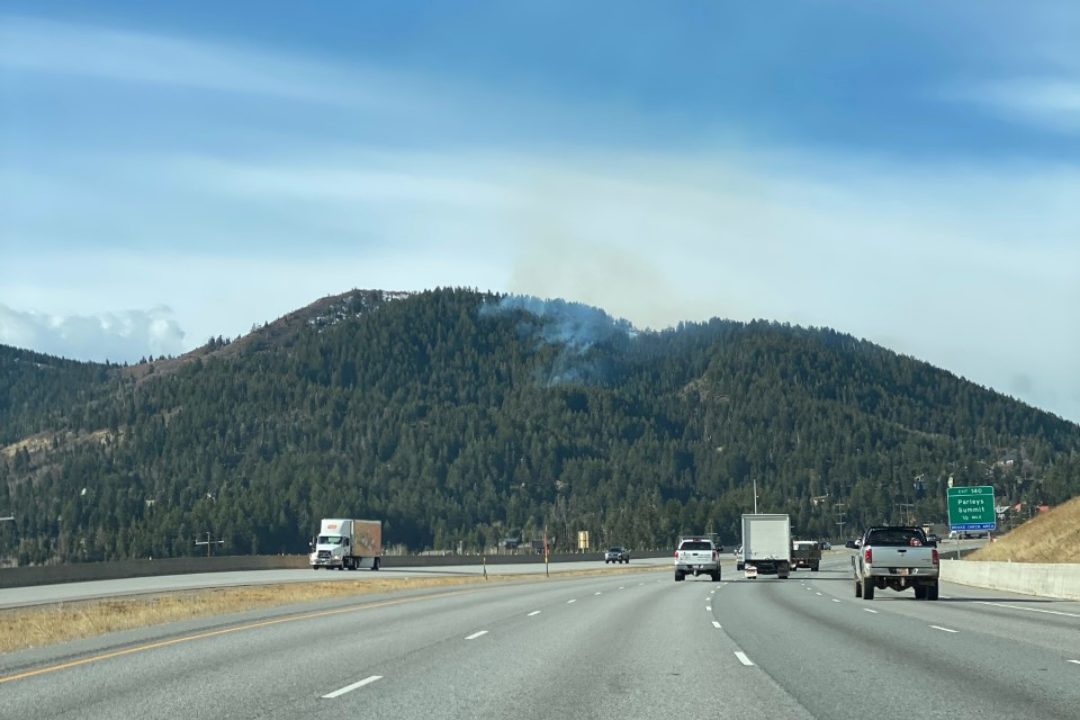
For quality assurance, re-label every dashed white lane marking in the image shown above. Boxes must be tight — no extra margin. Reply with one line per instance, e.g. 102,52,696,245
863,609,879,614
595,592,602,596
930,625,958,634
816,592,823,596
734,651,755,666
567,599,577,604
465,630,489,640
1068,660,1080,666
619,586,625,590
323,675,383,699
976,601,1080,619
831,599,841,603
712,621,722,629
706,606,712,612
527,611,541,617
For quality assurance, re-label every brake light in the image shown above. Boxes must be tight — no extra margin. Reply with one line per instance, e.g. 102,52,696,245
932,548,939,566
864,547,872,565
712,550,718,562
674,550,679,558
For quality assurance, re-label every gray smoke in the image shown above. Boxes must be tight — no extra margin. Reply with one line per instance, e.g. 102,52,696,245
481,295,637,386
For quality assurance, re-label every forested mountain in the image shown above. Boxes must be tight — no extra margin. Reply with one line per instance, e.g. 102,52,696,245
2,288,1078,565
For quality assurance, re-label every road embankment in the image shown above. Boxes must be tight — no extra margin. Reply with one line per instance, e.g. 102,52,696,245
941,559,1080,600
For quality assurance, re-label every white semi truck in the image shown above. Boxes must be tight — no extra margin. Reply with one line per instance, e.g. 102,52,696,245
309,518,383,571
740,514,792,579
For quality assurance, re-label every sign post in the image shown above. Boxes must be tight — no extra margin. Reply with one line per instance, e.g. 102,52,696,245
947,485,996,533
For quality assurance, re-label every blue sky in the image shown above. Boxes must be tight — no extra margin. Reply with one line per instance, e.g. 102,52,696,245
2,2,1078,422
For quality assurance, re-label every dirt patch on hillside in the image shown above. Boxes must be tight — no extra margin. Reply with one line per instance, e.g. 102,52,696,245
967,495,1080,563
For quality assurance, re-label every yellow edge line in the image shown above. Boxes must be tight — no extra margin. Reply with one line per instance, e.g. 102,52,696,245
0,587,479,685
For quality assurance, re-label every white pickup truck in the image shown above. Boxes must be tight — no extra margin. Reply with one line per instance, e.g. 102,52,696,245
674,537,722,582
851,526,939,600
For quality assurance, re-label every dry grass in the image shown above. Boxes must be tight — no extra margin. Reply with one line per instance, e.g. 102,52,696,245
0,563,664,653
967,495,1080,563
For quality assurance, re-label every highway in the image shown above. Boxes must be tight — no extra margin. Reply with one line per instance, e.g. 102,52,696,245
3,554,1079,720
0,560,625,610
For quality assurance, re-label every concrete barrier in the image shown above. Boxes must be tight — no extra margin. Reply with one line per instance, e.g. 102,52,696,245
0,550,674,589
940,559,1080,601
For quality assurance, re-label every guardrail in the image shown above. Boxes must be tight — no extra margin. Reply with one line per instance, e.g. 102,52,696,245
940,559,1080,601
0,550,675,589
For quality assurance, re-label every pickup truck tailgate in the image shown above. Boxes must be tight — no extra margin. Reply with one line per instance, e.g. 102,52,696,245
677,549,715,565
866,547,936,569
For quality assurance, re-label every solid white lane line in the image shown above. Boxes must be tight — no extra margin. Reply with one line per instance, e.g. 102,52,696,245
734,651,755,666
527,611,541,617
465,630,489,640
323,675,383,699
976,601,1080,619
712,621,722,629
567,599,576,604
863,608,879,614
930,625,958,634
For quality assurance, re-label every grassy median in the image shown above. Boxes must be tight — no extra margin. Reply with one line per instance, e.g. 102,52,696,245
0,563,665,653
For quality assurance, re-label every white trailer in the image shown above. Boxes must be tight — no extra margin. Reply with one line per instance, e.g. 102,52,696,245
741,514,792,579
309,518,383,570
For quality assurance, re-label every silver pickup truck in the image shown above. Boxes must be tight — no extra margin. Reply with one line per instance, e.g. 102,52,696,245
851,526,939,600
675,537,722,582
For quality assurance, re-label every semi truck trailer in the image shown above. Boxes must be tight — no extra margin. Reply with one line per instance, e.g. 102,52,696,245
309,518,382,570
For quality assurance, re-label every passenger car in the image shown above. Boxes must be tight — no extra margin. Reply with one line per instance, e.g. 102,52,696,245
604,546,630,564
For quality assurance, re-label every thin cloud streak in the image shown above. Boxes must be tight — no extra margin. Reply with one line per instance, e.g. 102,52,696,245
0,15,396,108
956,77,1080,133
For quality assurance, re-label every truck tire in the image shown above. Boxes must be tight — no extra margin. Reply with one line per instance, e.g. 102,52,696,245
736,562,744,571
927,582,939,600
914,585,927,600
812,562,820,572
675,571,685,582
863,580,875,600
854,579,862,598
372,557,381,571
712,570,722,582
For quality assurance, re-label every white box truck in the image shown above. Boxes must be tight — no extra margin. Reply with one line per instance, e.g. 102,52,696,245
741,514,792,579
309,518,382,571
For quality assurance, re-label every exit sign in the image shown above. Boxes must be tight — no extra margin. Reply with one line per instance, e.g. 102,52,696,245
948,485,997,531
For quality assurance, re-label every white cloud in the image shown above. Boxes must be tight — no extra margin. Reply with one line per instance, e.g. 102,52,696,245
0,15,397,108
957,77,1080,133
0,304,185,363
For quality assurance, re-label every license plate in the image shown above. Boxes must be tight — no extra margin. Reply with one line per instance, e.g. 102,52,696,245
899,568,909,576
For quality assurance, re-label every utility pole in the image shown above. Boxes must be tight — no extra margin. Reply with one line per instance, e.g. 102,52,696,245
834,502,847,541
195,532,224,558
753,477,758,514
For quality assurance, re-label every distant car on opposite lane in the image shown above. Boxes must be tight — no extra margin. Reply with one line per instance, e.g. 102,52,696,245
605,546,630,564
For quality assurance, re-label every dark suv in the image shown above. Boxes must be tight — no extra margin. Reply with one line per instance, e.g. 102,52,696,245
604,546,630,564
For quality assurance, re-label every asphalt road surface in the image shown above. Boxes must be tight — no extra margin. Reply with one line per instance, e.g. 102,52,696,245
3,554,1079,720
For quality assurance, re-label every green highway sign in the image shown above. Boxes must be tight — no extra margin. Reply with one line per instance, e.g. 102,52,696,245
947,485,997,531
